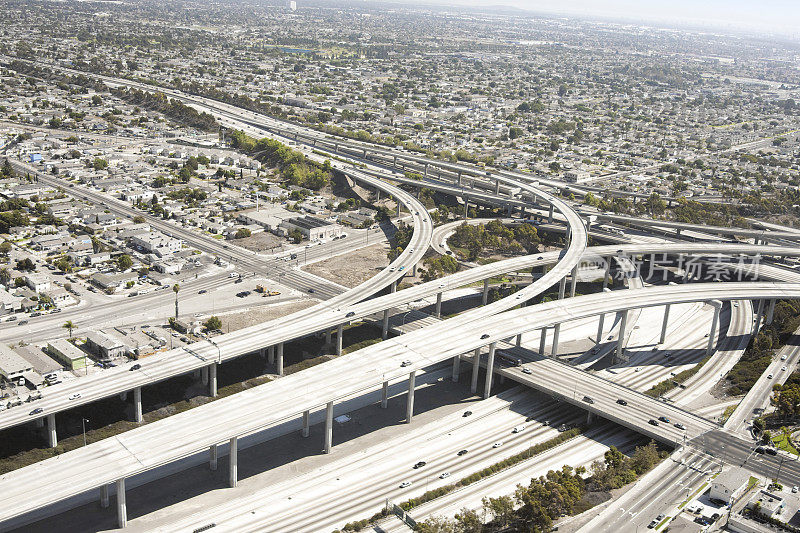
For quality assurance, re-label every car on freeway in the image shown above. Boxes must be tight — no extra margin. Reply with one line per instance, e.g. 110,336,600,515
782,366,787,371
463,410,472,417
29,408,43,415
616,399,628,406
345,311,355,318
234,278,244,284
198,289,207,294
439,472,450,479
18,320,28,326
401,360,412,367
492,442,503,448
522,367,532,374
399,481,412,488
658,416,670,423
792,486,798,493
457,449,468,456
398,266,405,271
664,352,672,358
68,393,81,400
389,267,396,272
768,373,774,379
513,425,525,433
130,364,141,371
480,334,490,339
674,422,686,430
582,396,594,404
781,354,787,360
649,419,660,426
308,288,315,294
413,461,426,469
765,447,778,456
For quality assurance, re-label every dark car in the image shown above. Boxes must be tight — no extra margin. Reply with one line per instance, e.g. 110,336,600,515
658,416,670,423
345,311,355,318
765,447,778,456
649,419,660,426
234,278,244,284
463,411,472,417
413,461,426,469
130,364,141,371
480,334,490,339
582,395,594,404
29,408,43,415
616,399,628,406
308,288,315,293
457,449,468,456
198,289,207,294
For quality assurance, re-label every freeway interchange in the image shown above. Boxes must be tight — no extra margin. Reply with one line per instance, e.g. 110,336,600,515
2,65,800,532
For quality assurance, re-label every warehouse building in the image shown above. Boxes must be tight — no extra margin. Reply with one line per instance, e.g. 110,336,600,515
47,339,89,371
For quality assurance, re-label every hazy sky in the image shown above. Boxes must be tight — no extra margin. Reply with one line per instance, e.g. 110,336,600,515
413,0,800,35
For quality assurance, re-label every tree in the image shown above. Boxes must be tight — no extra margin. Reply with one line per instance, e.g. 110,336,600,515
62,320,75,338
0,268,10,285
15,258,35,271
483,495,515,528
453,508,483,532
1,159,13,178
203,316,222,332
117,254,133,271
132,215,145,224
55,257,72,273
0,241,11,256
234,228,251,239
604,446,626,469
173,284,180,320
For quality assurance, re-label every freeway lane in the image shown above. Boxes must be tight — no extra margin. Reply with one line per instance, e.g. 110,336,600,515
3,282,800,526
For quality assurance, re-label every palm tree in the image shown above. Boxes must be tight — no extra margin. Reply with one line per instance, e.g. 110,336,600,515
173,284,180,320
63,320,75,338
0,267,10,286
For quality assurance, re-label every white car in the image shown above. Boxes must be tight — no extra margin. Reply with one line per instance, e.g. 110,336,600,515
513,425,525,434
782,366,787,371
68,393,81,400
399,481,412,488
522,367,532,375
781,354,788,360
493,442,503,448
228,272,239,278
439,472,450,479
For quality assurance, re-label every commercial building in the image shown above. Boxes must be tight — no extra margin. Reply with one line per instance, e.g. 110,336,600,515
130,231,183,257
0,343,33,381
710,468,750,504
85,331,129,359
279,216,342,241
47,339,89,371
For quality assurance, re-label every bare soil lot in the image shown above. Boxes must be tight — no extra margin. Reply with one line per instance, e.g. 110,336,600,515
303,242,390,288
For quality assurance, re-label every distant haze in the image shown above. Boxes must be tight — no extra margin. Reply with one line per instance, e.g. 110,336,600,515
401,0,800,36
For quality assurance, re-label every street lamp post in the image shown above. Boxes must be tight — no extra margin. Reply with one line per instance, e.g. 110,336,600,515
82,418,89,447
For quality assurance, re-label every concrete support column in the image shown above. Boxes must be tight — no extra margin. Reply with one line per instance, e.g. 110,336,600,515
277,342,284,376
539,327,547,355
754,298,765,335
596,313,605,345
406,371,416,423
463,201,469,220
100,484,109,508
412,263,417,277
47,413,57,448
548,203,554,223
209,364,217,398
452,355,460,382
424,163,428,179
495,180,500,195
550,324,561,356
201,366,209,386
707,301,723,356
382,309,390,340
616,311,628,360
483,343,496,399
325,330,331,345
302,410,310,437
208,443,218,470
133,387,142,423
324,401,334,453
558,276,566,300
390,281,397,293
396,201,401,217
587,412,595,424
336,324,343,356
766,299,776,325
116,478,127,529
268,346,275,365
435,292,442,318
602,258,611,290
229,436,238,488
381,380,389,408
482,279,489,305
659,304,671,344
471,348,481,393
457,171,462,185
516,333,522,347
570,264,578,298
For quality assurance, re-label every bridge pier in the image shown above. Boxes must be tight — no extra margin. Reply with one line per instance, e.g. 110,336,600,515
229,436,238,487
494,180,500,195
201,366,209,386
463,201,469,220
324,401,334,453
133,387,142,423
602,258,611,290
570,264,578,297
325,329,331,345
116,478,127,529
616,311,628,361
766,298,776,325
516,333,522,347
754,299,765,335
471,348,481,393
435,292,442,318
596,313,605,345
406,371,416,423
548,204,554,223
707,301,722,356
277,342,284,375
550,324,561,356
452,355,460,382
558,277,566,300
457,171,462,185
423,163,428,179
209,364,217,397
659,304,671,344
396,200,401,217
302,410,310,437
100,484,109,508
209,444,218,470
268,345,275,365
47,413,57,448
484,343,496,399
586,412,595,424
382,310,390,340
335,324,343,356
390,281,397,293
539,327,547,355
482,279,489,305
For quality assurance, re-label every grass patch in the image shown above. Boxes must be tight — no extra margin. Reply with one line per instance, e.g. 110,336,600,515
722,404,737,423
773,433,799,456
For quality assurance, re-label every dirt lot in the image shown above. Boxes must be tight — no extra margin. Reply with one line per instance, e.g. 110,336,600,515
218,299,317,332
233,231,286,253
303,242,391,288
